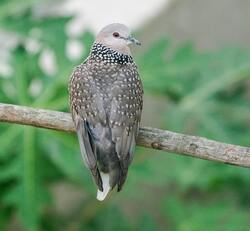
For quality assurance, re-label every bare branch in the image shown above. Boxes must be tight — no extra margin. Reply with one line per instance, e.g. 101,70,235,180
0,103,250,168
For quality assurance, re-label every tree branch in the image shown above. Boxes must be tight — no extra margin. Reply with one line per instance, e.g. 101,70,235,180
0,103,250,168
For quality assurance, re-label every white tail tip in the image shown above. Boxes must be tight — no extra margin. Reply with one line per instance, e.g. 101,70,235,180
96,172,111,201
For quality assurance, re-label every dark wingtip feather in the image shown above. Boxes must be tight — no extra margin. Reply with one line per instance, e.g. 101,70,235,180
117,166,128,192
91,167,103,191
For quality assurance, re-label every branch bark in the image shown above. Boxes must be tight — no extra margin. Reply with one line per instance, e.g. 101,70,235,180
0,103,250,168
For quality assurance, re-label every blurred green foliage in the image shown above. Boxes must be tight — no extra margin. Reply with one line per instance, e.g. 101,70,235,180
0,0,250,231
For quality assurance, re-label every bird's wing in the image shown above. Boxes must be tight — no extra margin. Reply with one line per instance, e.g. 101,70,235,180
69,64,106,191
110,64,143,190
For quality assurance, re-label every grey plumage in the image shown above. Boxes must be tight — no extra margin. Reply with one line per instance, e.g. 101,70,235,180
69,24,143,200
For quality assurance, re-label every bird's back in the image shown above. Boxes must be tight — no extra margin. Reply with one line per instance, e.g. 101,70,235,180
69,41,143,200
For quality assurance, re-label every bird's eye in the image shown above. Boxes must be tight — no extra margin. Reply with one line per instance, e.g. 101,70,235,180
113,32,120,38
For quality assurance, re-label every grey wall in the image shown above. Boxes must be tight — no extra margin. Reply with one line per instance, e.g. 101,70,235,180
141,0,250,50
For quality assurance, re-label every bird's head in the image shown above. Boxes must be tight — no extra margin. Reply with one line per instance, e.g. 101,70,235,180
95,23,141,55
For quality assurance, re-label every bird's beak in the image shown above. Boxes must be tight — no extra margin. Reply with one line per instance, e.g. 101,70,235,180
126,35,141,46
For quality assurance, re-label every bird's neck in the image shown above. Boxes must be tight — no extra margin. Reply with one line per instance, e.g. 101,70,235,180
90,43,133,64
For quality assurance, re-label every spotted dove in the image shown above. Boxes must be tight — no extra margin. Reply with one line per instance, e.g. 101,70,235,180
69,23,143,200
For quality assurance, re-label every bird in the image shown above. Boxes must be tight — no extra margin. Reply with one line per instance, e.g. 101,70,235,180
69,23,143,201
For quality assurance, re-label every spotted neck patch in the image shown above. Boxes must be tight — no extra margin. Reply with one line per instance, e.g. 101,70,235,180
90,43,133,64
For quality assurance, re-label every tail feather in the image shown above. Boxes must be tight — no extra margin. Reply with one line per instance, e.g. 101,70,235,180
96,172,111,201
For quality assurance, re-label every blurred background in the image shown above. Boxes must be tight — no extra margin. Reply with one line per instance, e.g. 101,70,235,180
0,0,250,230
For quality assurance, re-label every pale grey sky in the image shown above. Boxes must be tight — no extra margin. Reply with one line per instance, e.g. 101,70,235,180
62,0,170,35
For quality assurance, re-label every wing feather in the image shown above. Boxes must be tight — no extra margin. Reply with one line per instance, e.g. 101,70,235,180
69,64,105,191
110,64,143,189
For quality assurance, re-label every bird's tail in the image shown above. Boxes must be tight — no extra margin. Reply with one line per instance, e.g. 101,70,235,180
96,166,128,200
96,172,111,201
